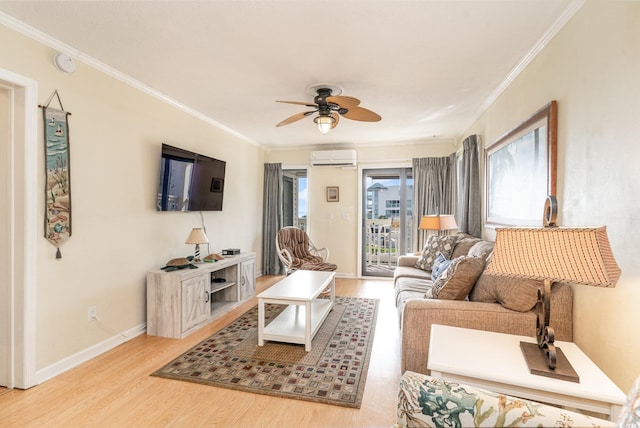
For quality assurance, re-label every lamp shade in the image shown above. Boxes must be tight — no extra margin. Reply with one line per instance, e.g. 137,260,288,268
185,228,209,245
314,115,335,135
485,227,621,287
419,215,458,231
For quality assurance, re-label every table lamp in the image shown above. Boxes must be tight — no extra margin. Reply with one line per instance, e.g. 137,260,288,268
484,198,621,382
419,214,458,234
185,228,209,262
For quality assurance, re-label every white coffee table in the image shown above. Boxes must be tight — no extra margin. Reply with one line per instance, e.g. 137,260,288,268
428,324,627,421
257,270,335,351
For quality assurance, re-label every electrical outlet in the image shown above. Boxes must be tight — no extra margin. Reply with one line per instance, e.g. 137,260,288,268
88,306,97,322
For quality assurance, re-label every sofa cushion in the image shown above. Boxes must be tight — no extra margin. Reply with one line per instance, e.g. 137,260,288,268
426,256,485,300
414,235,459,271
395,277,433,315
394,265,432,282
469,273,541,312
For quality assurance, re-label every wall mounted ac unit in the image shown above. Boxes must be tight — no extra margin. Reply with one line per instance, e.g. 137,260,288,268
309,149,357,167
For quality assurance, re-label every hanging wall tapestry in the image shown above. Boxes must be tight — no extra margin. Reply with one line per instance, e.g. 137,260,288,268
40,90,72,258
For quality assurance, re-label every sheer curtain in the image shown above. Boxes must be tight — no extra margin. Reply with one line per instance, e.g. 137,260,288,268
458,135,482,237
262,163,285,275
412,154,457,250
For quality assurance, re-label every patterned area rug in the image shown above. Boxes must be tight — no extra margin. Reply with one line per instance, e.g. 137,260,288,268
152,296,379,408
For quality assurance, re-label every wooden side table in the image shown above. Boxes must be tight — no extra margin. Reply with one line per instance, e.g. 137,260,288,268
428,324,627,421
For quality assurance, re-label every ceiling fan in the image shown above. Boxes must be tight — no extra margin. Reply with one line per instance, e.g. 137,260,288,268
276,85,381,135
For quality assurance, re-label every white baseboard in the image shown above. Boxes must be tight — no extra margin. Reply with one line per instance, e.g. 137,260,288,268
335,272,356,279
35,322,146,385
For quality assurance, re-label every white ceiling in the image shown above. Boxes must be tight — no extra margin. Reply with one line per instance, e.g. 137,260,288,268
0,0,579,149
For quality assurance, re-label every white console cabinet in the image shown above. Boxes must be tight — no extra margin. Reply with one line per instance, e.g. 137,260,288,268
147,252,256,339
240,257,256,300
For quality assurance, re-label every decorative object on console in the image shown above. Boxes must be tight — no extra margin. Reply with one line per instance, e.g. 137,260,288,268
160,257,197,272
185,228,209,262
221,248,240,256
484,196,621,382
203,253,224,262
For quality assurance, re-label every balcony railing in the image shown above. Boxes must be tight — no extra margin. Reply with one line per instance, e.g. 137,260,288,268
364,217,415,273
365,218,400,268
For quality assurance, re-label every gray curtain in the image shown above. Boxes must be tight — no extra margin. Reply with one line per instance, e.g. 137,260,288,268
412,154,457,250
458,135,482,237
262,163,285,275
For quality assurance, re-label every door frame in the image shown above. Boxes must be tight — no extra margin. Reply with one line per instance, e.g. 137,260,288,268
357,162,411,278
0,68,38,389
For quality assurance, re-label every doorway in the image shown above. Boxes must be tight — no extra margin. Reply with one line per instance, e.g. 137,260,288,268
0,69,38,389
361,168,413,277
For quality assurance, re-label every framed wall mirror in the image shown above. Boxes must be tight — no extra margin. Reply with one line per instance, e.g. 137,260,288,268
485,101,557,226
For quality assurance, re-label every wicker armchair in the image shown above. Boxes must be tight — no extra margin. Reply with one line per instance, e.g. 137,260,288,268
276,227,337,275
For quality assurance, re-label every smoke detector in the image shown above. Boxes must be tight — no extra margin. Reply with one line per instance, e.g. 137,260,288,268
53,53,76,74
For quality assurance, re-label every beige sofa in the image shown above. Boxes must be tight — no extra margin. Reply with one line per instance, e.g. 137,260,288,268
395,234,573,375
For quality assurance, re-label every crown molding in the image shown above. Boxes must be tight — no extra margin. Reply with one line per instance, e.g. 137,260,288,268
462,0,586,137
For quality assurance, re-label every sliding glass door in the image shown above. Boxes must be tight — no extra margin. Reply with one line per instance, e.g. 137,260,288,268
362,168,413,277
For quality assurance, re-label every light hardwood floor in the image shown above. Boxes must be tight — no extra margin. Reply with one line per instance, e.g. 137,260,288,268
0,276,401,427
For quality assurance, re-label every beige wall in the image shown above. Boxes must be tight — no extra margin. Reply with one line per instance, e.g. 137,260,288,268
460,1,640,391
0,25,265,371
266,142,456,276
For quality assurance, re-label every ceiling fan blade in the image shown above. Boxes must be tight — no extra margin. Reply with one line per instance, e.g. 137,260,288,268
276,111,314,127
341,106,382,122
277,100,318,108
326,95,360,107
330,112,340,129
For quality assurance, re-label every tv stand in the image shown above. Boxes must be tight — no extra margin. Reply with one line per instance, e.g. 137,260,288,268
146,252,255,339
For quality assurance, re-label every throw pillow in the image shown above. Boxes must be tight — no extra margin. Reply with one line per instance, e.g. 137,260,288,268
431,253,451,280
467,241,495,262
450,236,482,259
415,235,460,271
469,273,541,312
426,256,485,300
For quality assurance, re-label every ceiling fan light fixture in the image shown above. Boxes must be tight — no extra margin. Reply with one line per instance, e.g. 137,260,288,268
314,115,335,135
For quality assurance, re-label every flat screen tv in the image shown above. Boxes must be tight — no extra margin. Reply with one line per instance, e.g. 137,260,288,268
157,143,226,211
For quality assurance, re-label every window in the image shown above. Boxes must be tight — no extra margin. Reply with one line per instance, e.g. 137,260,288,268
283,169,308,230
